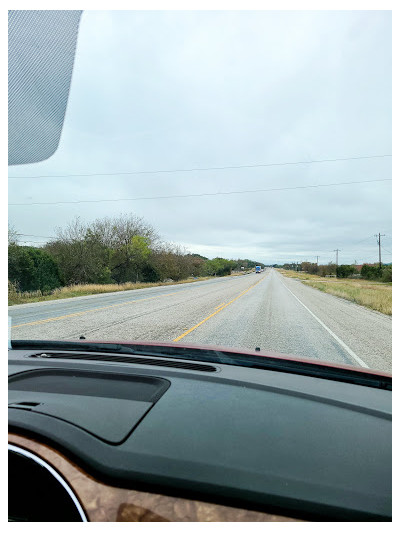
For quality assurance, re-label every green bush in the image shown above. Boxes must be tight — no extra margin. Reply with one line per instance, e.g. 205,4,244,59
202,257,236,277
381,266,392,282
8,245,61,292
360,264,392,282
336,265,357,278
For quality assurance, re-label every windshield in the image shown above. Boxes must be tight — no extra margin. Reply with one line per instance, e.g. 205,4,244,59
8,10,392,375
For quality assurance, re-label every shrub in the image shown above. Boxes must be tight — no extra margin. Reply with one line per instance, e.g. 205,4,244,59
8,279,19,298
361,264,379,280
336,265,357,278
381,266,392,282
8,245,61,292
361,264,392,282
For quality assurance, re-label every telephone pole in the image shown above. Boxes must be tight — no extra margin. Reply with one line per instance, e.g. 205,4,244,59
375,233,386,268
316,256,319,266
333,249,340,266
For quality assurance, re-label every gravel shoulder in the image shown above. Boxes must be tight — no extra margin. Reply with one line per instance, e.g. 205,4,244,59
277,271,391,372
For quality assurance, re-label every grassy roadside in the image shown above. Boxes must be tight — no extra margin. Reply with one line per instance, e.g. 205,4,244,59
276,270,328,281
8,272,247,306
277,269,392,316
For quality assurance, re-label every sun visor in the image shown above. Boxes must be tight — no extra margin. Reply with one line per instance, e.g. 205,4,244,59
8,10,82,165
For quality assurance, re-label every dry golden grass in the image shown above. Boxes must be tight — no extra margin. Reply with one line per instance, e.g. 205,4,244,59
8,275,242,306
277,269,392,315
304,280,392,315
276,269,328,281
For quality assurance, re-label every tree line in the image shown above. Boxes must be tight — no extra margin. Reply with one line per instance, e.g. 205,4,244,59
8,215,265,293
280,261,392,282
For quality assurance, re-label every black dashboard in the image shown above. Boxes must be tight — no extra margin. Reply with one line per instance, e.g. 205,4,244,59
8,344,392,521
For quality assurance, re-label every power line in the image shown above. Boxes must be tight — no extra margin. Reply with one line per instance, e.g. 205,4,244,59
17,240,47,244
320,234,390,255
14,235,391,250
381,246,392,255
350,235,375,246
8,154,392,180
8,177,392,207
17,233,54,238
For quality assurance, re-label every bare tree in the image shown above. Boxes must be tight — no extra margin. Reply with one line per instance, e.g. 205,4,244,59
8,224,19,245
46,217,105,284
53,216,88,243
90,213,159,248
46,214,160,284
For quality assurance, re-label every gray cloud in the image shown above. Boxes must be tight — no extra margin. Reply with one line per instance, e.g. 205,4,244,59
9,10,392,265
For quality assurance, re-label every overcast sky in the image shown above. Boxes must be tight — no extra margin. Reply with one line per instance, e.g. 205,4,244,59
8,10,392,265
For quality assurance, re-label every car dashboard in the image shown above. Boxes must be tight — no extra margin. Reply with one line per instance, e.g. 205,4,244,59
8,343,392,522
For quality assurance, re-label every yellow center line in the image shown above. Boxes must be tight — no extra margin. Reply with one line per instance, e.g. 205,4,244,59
173,276,265,342
11,292,175,328
11,276,240,329
214,303,225,310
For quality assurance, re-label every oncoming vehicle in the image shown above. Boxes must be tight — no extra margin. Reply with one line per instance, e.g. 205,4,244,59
8,10,392,522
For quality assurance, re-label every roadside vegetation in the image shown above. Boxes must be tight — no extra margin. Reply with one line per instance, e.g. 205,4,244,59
276,270,326,281
304,279,392,316
278,260,392,282
8,215,262,305
8,277,215,306
278,265,392,316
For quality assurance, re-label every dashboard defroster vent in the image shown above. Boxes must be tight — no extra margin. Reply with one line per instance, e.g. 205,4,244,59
29,352,217,372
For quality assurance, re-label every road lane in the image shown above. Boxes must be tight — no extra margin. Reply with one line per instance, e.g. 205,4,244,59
9,273,265,341
8,275,249,326
9,269,391,373
278,271,391,372
181,270,391,371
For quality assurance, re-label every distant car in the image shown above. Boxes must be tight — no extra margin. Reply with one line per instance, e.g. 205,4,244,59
255,266,261,273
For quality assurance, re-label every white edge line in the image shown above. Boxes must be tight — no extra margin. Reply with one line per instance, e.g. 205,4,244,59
279,276,369,369
8,444,88,521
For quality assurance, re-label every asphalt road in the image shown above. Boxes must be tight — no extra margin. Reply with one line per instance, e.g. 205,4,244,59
9,269,392,373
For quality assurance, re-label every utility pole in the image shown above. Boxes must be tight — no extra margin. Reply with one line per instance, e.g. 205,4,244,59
333,249,340,266
375,233,386,268
316,256,319,266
